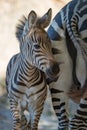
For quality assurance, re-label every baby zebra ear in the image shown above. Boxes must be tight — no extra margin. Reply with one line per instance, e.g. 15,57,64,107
38,8,52,28
28,10,37,28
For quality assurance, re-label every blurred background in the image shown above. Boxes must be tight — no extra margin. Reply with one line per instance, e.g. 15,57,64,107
0,0,71,130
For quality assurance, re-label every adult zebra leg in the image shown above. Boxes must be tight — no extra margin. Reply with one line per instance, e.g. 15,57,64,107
50,87,69,130
69,90,87,130
9,98,21,130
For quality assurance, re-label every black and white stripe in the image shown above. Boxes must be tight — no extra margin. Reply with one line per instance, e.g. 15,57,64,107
6,9,59,130
47,0,87,129
70,98,87,129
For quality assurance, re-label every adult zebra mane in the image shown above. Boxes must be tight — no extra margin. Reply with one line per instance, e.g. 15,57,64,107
15,15,28,43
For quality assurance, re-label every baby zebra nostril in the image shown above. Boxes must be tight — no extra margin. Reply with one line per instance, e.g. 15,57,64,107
51,62,59,75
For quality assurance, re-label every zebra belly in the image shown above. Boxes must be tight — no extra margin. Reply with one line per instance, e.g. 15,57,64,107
76,49,87,87
51,39,87,90
50,39,73,93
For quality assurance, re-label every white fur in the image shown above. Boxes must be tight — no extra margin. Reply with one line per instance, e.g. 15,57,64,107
50,39,73,93
76,46,87,87
51,20,65,38
50,39,87,92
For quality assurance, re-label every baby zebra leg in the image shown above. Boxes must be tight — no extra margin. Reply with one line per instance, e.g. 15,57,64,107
9,98,21,130
29,98,46,130
20,108,29,130
28,86,47,130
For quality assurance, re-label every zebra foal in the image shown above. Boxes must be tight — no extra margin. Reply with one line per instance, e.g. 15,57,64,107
6,9,59,130
47,0,87,129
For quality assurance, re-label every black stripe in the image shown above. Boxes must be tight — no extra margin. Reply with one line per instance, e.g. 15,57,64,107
19,73,29,82
59,115,68,121
83,38,87,43
75,115,87,121
47,26,62,41
80,19,87,32
14,66,29,84
16,80,25,86
77,109,87,116
66,30,80,86
60,109,66,115
54,105,60,110
32,71,45,86
36,84,46,95
51,88,64,93
52,48,61,55
20,67,28,77
52,98,60,102
80,103,87,109
11,83,24,94
60,102,65,108
56,113,60,117
80,8,87,17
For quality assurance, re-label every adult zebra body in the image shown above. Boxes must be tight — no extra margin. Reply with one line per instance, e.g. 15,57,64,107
47,0,87,129
6,9,59,130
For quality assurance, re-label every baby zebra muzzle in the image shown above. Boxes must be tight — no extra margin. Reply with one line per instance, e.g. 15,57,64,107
46,61,59,80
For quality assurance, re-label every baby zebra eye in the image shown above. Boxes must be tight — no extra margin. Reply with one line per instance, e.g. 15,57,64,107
34,44,40,49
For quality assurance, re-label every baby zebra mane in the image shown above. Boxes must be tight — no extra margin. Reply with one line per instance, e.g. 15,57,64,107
16,15,28,43
15,14,44,43
15,9,52,44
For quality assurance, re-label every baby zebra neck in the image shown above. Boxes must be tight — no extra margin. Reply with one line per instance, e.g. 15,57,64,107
16,53,46,88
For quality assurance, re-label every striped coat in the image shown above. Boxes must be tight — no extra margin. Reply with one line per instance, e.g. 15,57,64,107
6,9,59,130
47,0,87,129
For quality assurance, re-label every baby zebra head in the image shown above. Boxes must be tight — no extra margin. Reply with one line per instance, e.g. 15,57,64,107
16,9,59,80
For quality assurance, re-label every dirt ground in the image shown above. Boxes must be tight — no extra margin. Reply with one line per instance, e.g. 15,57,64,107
0,0,74,130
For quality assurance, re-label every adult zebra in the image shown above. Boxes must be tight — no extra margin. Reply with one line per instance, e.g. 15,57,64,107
47,0,87,129
6,9,59,130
